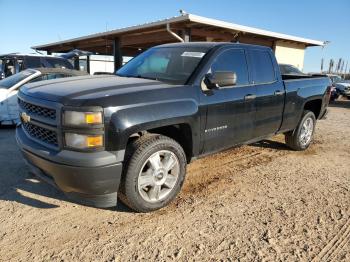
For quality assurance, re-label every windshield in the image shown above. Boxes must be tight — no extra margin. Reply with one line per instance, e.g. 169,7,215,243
116,46,210,84
0,69,36,89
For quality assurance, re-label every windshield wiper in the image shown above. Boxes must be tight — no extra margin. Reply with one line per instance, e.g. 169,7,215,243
135,75,158,81
117,74,158,81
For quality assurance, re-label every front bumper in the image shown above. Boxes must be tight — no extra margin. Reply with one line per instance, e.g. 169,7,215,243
16,125,123,208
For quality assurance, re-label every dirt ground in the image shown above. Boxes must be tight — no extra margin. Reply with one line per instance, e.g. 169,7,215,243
0,100,349,262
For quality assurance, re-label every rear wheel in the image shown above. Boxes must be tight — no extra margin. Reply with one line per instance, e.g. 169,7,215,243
285,110,316,151
119,134,187,212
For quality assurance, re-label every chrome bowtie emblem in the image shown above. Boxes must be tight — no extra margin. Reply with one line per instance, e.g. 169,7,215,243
21,112,31,123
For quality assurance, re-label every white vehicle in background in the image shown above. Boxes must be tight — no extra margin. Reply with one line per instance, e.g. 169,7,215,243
0,68,87,125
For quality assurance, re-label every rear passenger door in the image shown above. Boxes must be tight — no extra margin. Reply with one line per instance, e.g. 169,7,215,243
248,49,285,138
201,48,257,153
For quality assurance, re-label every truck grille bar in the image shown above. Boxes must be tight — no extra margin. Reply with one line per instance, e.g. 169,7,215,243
18,98,56,120
22,122,58,146
18,94,61,149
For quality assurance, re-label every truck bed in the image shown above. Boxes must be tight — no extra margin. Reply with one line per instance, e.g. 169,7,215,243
279,75,330,133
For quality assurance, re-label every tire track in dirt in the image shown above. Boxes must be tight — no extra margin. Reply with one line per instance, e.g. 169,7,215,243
312,217,350,262
172,134,322,210
175,137,291,204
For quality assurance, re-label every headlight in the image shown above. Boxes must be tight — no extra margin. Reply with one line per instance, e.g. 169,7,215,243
65,133,103,149
64,111,103,126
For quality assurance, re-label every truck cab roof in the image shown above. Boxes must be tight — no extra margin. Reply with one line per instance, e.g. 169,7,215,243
158,42,272,50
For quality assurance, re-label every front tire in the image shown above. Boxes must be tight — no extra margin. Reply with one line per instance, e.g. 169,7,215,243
285,110,316,151
119,134,187,212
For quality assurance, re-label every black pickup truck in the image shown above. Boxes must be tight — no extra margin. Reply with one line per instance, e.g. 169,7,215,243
16,42,330,212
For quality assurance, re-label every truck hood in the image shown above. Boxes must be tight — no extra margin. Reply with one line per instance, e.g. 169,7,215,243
20,75,180,106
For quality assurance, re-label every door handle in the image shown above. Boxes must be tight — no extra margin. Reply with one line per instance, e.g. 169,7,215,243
274,90,284,95
244,94,256,101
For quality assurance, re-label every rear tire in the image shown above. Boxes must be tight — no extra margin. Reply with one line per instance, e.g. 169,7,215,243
119,134,187,212
285,110,316,151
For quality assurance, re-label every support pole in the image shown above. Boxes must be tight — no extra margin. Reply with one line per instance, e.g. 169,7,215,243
182,28,191,42
113,38,123,72
86,55,90,74
73,57,80,70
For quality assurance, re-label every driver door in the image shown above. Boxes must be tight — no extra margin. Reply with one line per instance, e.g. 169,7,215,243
200,48,257,154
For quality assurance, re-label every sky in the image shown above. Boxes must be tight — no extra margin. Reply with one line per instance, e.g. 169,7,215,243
0,0,349,73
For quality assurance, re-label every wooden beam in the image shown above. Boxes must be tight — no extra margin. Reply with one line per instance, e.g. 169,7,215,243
238,35,274,47
121,31,175,46
191,28,234,41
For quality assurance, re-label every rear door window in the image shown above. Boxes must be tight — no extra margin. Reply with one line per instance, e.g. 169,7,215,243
250,50,276,84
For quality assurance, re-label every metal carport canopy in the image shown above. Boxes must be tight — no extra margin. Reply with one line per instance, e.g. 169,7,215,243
31,13,325,70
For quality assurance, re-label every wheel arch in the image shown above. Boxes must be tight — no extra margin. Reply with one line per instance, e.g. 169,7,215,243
303,99,322,119
125,123,194,163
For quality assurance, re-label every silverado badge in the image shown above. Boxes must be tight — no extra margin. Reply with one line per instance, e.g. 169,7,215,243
21,112,31,123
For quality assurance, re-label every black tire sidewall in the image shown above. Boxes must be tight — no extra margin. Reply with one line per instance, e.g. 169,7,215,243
124,136,186,212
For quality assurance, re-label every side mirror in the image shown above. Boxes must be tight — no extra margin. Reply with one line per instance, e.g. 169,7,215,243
204,71,237,89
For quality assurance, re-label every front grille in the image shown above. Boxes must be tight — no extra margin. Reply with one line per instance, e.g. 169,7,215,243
18,99,56,120
23,122,58,146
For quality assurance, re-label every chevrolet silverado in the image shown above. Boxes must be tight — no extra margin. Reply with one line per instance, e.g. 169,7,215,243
16,43,331,212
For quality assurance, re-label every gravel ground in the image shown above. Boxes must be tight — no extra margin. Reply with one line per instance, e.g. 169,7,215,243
0,100,349,262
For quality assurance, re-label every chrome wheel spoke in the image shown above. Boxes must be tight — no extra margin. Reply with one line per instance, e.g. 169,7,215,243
163,153,177,172
303,123,307,131
148,184,161,201
139,172,154,188
164,175,177,188
148,152,162,170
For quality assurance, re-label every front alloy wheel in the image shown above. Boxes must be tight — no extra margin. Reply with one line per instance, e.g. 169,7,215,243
137,150,180,203
120,134,187,212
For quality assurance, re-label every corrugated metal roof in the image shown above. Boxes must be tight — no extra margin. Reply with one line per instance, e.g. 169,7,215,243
32,13,325,49
188,14,324,46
